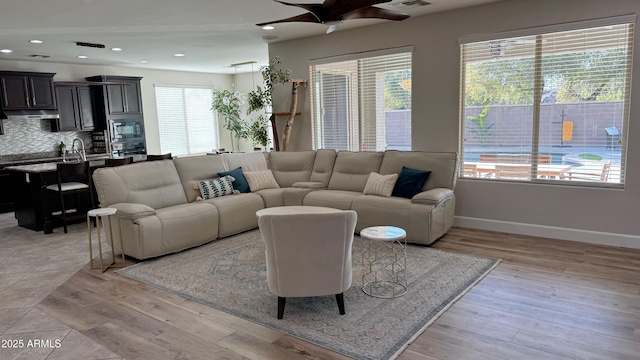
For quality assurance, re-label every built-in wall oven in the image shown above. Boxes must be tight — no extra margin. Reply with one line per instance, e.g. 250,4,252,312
108,119,146,157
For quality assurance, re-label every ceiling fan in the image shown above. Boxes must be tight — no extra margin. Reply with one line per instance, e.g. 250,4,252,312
257,0,410,34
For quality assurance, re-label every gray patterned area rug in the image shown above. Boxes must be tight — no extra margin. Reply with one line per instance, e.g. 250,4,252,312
117,230,499,360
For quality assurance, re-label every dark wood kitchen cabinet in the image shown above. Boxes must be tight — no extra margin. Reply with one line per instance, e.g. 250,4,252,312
0,169,13,213
0,71,56,110
54,85,95,131
85,75,142,116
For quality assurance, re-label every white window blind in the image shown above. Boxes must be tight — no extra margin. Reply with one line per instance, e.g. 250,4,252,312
310,50,412,151
155,86,219,156
460,19,634,186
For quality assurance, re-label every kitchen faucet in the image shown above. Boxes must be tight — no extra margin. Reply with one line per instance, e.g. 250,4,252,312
71,138,87,162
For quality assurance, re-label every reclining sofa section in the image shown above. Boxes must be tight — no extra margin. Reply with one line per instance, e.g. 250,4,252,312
92,150,458,260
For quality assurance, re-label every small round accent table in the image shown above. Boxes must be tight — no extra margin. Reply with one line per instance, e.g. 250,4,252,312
87,207,126,272
361,226,407,298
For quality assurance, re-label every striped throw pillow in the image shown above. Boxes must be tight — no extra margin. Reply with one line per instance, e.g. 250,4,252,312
197,175,238,199
363,172,399,197
244,170,280,192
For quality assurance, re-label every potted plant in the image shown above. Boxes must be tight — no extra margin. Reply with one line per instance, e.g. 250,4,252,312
211,89,247,151
247,115,270,148
247,56,292,115
245,57,292,149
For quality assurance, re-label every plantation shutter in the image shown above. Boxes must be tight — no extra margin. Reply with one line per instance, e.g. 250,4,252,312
310,48,412,151
460,16,634,186
155,86,219,156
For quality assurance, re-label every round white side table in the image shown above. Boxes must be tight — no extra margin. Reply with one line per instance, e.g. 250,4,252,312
361,226,407,298
87,207,126,272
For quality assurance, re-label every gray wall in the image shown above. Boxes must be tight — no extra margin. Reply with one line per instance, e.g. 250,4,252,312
269,0,640,239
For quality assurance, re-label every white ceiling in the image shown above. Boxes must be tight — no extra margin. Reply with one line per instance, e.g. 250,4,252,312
0,0,501,74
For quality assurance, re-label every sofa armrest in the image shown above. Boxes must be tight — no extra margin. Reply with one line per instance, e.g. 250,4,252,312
110,203,156,220
292,181,327,190
411,188,454,205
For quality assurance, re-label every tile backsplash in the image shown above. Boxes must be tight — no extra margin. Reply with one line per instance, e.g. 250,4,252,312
0,117,92,156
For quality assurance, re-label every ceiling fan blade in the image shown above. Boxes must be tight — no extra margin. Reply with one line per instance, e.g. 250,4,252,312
325,0,393,19
325,22,342,34
339,7,409,21
274,0,324,22
256,12,321,27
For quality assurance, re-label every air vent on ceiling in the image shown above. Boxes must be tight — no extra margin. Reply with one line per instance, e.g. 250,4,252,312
75,41,105,49
391,0,431,7
28,54,51,58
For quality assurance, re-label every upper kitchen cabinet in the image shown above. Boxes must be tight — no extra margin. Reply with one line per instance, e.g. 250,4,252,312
0,71,56,110
85,75,142,117
54,85,95,131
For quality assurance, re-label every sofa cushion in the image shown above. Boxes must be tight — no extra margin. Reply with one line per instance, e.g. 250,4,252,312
197,176,238,199
245,170,280,191
173,155,226,203
363,172,398,197
93,160,188,209
268,150,316,187
131,202,219,259
221,152,268,172
218,167,250,193
309,149,337,186
205,193,264,237
392,166,432,199
379,150,458,191
303,190,362,210
328,151,384,192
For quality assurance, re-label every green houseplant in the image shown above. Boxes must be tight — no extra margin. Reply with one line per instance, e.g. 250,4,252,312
211,89,247,151
245,57,292,149
247,56,292,115
467,105,494,147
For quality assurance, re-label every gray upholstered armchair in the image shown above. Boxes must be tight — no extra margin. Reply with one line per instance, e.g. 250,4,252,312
257,210,357,319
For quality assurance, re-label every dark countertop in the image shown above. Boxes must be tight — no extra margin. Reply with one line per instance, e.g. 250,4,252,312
0,153,110,167
5,159,108,173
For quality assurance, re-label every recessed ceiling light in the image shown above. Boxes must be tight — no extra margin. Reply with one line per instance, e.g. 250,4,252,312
262,25,275,30
173,53,186,57
140,60,148,63
77,55,88,59
0,49,13,53
29,39,44,44
111,47,122,51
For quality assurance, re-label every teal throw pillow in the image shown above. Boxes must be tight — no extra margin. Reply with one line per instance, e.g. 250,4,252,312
391,166,432,199
218,167,250,193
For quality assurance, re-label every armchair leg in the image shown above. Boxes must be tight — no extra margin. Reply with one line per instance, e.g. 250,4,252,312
336,293,345,315
277,296,286,319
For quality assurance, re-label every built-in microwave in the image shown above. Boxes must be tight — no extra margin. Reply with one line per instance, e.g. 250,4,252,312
109,119,144,141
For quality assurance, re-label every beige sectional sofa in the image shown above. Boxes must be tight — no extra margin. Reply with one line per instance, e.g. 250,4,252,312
92,150,458,260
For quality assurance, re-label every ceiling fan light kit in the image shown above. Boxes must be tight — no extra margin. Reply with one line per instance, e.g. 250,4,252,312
257,0,410,34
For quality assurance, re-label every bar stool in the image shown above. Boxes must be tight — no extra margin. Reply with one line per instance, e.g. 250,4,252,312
87,207,126,272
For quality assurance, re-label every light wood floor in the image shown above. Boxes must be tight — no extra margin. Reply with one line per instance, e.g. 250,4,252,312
37,227,640,360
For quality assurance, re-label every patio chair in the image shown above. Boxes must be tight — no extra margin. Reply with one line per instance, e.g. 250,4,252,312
495,164,531,180
568,161,611,182
463,163,478,177
537,155,552,164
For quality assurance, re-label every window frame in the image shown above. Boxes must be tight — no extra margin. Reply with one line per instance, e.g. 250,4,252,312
458,16,635,188
154,85,220,157
309,47,413,151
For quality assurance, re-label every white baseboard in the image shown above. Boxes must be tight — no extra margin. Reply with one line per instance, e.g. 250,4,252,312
454,216,640,249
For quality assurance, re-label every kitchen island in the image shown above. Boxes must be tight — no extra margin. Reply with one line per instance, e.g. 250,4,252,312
5,157,108,233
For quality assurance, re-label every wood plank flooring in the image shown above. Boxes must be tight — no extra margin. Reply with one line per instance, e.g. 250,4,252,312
37,227,640,360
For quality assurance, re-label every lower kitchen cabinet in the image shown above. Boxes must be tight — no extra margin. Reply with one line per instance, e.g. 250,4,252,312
0,169,13,212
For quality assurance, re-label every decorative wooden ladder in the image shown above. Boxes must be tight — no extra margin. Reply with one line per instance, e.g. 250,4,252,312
269,79,306,151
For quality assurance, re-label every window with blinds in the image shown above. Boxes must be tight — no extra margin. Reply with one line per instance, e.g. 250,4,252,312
459,16,634,187
155,86,219,156
310,49,412,151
